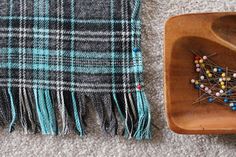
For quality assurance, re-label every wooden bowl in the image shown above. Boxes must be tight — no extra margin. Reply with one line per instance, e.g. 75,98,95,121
164,13,236,134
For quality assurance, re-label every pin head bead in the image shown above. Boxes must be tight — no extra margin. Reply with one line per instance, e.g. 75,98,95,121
207,90,212,94
204,87,209,91
217,67,223,73
219,90,224,94
196,68,200,72
191,79,195,83
199,59,203,63
195,85,200,90
208,73,212,77
216,92,220,97
133,47,140,53
200,76,204,80
227,90,232,95
137,84,142,90
227,77,231,81
213,68,217,72
229,102,234,107
196,64,200,68
224,98,229,103
208,97,214,103
200,84,204,88
221,73,226,77
203,56,207,60
233,73,236,78
232,106,236,111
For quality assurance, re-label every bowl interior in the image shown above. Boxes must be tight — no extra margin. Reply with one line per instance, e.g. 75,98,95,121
169,36,236,133
212,15,236,46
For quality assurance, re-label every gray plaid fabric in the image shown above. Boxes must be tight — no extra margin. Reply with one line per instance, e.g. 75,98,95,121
0,0,151,140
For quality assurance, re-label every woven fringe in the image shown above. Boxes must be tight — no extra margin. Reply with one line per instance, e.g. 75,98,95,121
0,87,151,140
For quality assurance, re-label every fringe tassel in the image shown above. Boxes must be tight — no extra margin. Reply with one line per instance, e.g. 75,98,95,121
18,88,37,133
111,91,151,140
71,92,84,136
0,89,11,126
8,87,17,132
89,93,117,136
75,93,87,128
33,89,57,135
124,93,134,139
56,91,69,135
0,87,151,140
133,91,151,139
19,88,28,133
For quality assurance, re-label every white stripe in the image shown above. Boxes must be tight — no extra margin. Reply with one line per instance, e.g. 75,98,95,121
0,83,137,93
0,28,137,36
121,0,126,92
0,78,139,87
60,0,64,92
125,0,131,88
56,0,60,91
19,0,23,88
23,0,27,86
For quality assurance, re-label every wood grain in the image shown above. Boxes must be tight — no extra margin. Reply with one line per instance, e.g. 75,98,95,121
164,13,236,134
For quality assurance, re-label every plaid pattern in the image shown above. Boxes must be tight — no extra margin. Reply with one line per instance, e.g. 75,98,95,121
0,0,143,93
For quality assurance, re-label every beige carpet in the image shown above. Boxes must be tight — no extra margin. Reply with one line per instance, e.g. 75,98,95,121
1,1,236,157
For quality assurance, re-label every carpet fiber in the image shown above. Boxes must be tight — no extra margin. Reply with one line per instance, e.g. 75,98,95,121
1,0,236,156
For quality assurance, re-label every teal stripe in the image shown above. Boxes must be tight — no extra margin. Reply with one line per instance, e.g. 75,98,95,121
0,63,143,74
34,89,46,134
38,89,50,134
0,48,126,59
0,16,140,24
45,89,57,134
34,89,49,134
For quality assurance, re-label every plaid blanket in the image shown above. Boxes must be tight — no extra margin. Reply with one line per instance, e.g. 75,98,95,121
0,0,151,139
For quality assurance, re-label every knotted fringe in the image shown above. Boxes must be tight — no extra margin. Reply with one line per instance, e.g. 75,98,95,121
0,87,151,140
